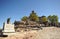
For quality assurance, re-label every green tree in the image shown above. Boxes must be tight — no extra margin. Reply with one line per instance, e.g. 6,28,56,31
48,15,58,26
41,16,48,26
48,15,52,23
29,11,39,21
48,15,52,26
41,16,47,22
21,16,28,21
52,15,58,26
52,15,58,23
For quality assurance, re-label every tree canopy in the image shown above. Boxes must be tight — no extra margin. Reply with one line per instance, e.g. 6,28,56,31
21,16,28,21
41,16,47,22
20,11,59,26
48,15,58,26
29,11,39,21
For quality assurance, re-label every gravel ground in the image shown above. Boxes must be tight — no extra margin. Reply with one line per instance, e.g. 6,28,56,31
0,27,60,39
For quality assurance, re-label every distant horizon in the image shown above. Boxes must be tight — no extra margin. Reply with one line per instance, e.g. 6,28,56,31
0,0,60,28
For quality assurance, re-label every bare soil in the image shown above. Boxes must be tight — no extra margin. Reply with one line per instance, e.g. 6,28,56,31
0,27,60,39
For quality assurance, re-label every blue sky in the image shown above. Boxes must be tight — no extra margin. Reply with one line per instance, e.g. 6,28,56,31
0,0,60,28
